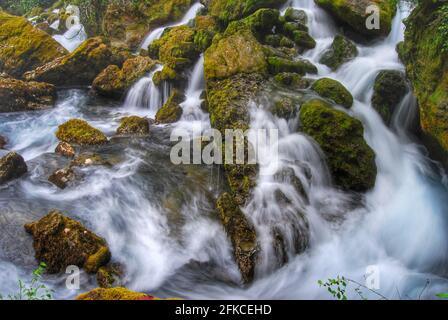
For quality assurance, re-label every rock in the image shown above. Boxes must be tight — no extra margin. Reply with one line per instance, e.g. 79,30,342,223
273,72,312,89
315,0,397,38
24,210,111,273
312,78,353,108
93,56,157,98
281,21,308,35
71,153,111,168
0,152,27,184
76,287,155,300
97,264,123,288
292,30,316,49
155,90,184,124
0,135,6,149
216,193,258,284
116,116,150,135
55,142,75,158
300,99,377,192
0,75,56,112
0,10,67,77
48,167,75,189
319,35,358,70
56,119,108,146
284,8,308,24
267,56,317,75
193,15,219,52
24,37,115,86
271,97,297,119
372,70,408,123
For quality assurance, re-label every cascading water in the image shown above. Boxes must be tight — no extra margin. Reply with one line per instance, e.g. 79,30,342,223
53,24,88,52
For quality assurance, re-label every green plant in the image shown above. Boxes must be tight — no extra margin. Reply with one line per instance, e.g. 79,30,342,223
318,276,389,300
437,293,448,299
0,262,54,300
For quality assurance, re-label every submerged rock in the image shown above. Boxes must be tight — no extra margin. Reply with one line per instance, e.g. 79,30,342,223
0,10,67,77
372,70,408,124
0,75,56,113
55,142,75,158
70,153,111,168
0,135,6,149
116,116,150,135
155,90,184,124
319,35,358,70
300,99,377,192
24,210,111,273
76,287,155,300
0,152,27,184
312,78,353,108
56,119,108,146
93,56,157,98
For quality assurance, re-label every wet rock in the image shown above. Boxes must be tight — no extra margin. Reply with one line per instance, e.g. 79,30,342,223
24,210,111,273
97,264,123,288
0,74,56,112
0,151,27,184
24,37,116,86
319,34,358,70
312,78,353,108
292,30,316,49
56,119,108,146
315,0,397,38
300,99,377,192
0,10,67,77
155,90,184,124
93,56,157,98
267,56,317,75
48,167,75,189
0,135,6,149
273,72,312,89
70,153,111,168
271,97,297,119
216,193,258,284
284,8,307,24
55,141,75,158
116,116,150,135
76,287,156,300
372,70,408,124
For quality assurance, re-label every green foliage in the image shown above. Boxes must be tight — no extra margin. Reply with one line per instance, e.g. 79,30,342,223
438,4,448,52
0,263,54,300
437,293,448,299
318,276,349,300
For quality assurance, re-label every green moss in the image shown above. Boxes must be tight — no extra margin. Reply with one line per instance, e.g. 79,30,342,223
56,119,108,145
267,56,317,75
312,78,353,108
292,30,316,49
319,34,358,70
116,116,150,135
152,66,180,85
299,99,377,192
155,89,184,123
76,287,152,300
271,97,297,119
284,7,307,24
273,72,311,88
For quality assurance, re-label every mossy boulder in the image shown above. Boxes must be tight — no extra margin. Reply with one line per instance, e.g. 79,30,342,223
76,287,156,300
0,152,27,184
116,116,150,135
193,15,219,52
24,37,116,86
216,192,258,284
97,264,123,288
372,70,408,123
267,56,317,76
271,97,298,119
312,78,353,108
319,34,358,70
273,72,312,89
292,30,316,49
284,8,308,24
0,10,67,78
315,0,397,38
93,56,157,98
56,119,108,146
24,210,111,273
0,74,56,112
155,90,184,124
300,99,377,192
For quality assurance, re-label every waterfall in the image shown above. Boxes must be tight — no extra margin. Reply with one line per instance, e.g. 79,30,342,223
140,2,204,50
53,24,87,52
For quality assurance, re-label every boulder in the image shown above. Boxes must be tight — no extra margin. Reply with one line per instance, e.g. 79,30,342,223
55,141,75,158
97,264,123,288
76,287,156,300
0,135,6,149
70,153,111,168
314,0,397,38
284,8,308,24
267,56,317,75
155,90,184,124
0,152,27,184
292,30,316,49
271,97,297,119
372,70,408,123
0,74,56,113
0,10,67,78
55,119,108,146
312,78,353,108
319,35,358,70
24,210,111,274
300,99,377,192
48,167,76,189
273,72,312,89
93,56,157,98
116,116,150,135
24,37,115,86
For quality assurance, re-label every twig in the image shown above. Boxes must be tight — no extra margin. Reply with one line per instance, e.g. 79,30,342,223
346,278,390,300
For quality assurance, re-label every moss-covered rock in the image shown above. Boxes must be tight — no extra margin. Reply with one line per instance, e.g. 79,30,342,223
292,30,316,49
315,0,397,38
93,56,157,98
155,90,184,123
284,8,308,24
0,152,27,184
271,97,297,119
24,210,111,273
0,74,56,112
273,72,312,89
216,192,258,283
319,34,358,70
56,119,108,146
97,264,123,288
193,15,219,52
267,56,317,75
70,153,111,168
55,141,75,158
372,70,408,123
312,78,353,108
116,116,150,135
48,167,76,189
0,10,67,78
300,99,377,192
76,287,156,300
24,37,116,86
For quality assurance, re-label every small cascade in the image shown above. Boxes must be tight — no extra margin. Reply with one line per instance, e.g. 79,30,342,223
140,2,204,50
53,24,87,52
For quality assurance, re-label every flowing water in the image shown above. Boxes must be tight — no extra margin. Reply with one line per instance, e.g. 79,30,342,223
0,0,447,300
53,24,88,52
